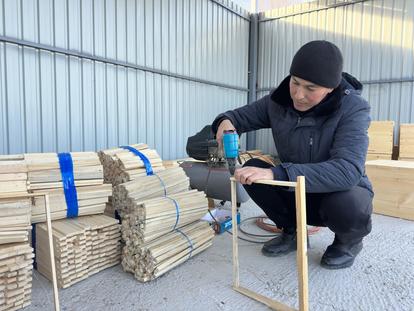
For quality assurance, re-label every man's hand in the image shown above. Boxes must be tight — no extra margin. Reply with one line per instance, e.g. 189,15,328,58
216,119,236,149
234,167,274,185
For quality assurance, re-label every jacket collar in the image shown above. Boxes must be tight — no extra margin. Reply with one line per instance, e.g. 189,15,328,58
270,74,354,117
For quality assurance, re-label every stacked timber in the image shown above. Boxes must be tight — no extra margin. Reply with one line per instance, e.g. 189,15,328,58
399,124,414,161
112,167,190,218
122,221,214,282
0,198,31,245
0,155,31,245
366,160,414,220
367,121,394,160
0,243,34,311
99,144,164,186
24,152,112,223
120,190,207,244
35,215,121,288
0,156,34,310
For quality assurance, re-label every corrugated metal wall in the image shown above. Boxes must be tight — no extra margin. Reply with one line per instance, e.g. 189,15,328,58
255,0,414,154
0,0,250,159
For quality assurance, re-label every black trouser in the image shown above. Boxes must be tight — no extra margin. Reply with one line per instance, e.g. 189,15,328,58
243,159,373,243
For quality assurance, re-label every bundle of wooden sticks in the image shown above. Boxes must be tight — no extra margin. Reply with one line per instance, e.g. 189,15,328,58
99,144,164,186
112,167,190,218
25,152,111,223
120,190,208,244
122,221,214,282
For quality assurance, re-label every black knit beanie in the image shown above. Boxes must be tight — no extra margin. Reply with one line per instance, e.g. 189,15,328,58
289,40,343,88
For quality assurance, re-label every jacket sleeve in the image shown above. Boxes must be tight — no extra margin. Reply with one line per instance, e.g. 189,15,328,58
211,95,271,134
281,95,371,193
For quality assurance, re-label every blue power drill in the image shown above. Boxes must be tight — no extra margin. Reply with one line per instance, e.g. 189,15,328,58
222,130,239,175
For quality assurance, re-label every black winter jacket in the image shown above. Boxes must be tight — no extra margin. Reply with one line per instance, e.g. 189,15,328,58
212,73,373,194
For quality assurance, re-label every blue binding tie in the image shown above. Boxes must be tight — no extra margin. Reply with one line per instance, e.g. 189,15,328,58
58,153,79,218
175,229,194,259
166,197,180,230
120,146,153,176
154,174,167,196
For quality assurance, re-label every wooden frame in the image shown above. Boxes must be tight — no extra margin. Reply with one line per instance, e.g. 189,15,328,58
0,192,60,311
230,177,308,311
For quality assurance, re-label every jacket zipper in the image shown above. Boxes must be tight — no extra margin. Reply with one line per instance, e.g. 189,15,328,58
297,116,302,126
309,134,313,162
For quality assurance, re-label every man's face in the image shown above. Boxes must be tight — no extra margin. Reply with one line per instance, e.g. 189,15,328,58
289,76,334,112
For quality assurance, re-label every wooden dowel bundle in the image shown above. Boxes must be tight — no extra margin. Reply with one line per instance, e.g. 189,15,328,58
0,243,34,311
99,144,165,186
35,215,121,288
113,167,190,217
24,152,112,223
122,221,214,282
121,189,207,244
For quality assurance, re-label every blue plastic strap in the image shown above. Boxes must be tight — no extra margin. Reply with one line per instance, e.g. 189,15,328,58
58,153,79,218
154,174,167,196
166,197,180,230
120,146,153,176
175,229,194,259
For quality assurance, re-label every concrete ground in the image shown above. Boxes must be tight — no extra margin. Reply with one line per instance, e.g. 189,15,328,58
26,200,414,311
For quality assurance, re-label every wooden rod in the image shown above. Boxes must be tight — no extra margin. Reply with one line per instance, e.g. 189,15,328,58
234,286,297,311
295,176,308,311
44,194,60,311
230,179,240,287
229,177,297,188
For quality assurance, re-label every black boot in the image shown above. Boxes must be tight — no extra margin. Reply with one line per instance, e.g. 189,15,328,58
320,235,363,269
262,230,297,257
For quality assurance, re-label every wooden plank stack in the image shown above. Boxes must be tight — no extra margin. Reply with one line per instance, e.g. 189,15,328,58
24,152,112,223
399,123,414,161
0,198,31,245
35,214,121,288
99,144,165,186
367,121,394,161
366,160,414,220
0,243,34,311
0,155,34,310
122,221,214,282
112,167,190,218
0,155,31,245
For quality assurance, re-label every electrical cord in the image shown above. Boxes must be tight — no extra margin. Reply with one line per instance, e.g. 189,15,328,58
255,216,321,235
208,209,277,244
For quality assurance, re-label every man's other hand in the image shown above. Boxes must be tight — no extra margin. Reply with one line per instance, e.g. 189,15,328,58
234,167,274,185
